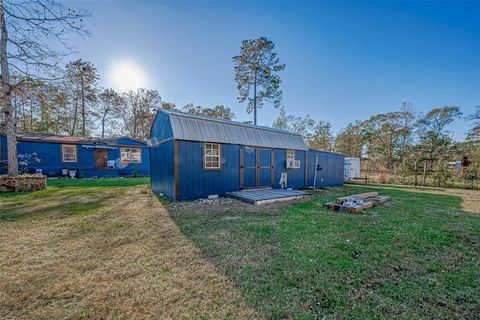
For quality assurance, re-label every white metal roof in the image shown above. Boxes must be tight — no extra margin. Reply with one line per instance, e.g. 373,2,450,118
162,110,308,150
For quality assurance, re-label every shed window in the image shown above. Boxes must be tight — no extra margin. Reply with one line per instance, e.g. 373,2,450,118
203,143,221,169
62,145,77,162
121,147,141,163
286,150,295,162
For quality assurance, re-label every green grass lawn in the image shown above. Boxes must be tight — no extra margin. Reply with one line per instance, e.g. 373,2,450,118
169,186,480,319
0,177,150,221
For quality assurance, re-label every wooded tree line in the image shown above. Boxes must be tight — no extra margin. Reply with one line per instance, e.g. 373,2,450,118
273,103,480,188
0,0,476,189
0,59,236,140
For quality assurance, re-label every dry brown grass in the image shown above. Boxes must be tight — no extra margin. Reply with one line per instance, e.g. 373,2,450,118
440,188,480,213
354,184,480,213
0,185,259,320
395,187,480,213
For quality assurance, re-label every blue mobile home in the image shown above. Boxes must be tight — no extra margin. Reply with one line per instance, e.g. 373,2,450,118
150,110,344,200
0,133,150,177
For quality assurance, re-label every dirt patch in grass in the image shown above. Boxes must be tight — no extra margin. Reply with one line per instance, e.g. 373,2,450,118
168,196,307,215
0,186,259,319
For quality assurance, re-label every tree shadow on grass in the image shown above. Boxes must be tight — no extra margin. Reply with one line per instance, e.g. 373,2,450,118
0,191,115,222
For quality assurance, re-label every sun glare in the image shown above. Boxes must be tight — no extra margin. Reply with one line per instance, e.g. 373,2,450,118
108,60,148,92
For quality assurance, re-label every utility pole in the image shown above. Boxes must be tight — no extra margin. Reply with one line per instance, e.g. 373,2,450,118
253,77,257,125
81,65,86,137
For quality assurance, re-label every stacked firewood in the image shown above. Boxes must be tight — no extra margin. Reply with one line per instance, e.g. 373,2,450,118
324,192,390,213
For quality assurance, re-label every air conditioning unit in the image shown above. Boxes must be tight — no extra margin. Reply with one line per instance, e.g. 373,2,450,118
287,159,301,169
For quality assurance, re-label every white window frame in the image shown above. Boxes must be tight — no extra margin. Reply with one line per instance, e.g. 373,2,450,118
286,150,295,162
120,147,142,164
203,143,221,170
62,144,77,163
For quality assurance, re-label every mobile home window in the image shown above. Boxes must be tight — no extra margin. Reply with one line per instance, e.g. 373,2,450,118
62,145,77,162
121,147,141,163
203,143,221,169
286,150,295,162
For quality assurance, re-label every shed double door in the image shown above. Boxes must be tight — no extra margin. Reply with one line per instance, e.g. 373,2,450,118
241,146,273,189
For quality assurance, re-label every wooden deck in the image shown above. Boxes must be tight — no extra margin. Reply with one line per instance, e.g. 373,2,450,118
226,189,310,205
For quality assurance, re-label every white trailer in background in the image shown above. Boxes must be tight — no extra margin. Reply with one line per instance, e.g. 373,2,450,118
344,157,361,181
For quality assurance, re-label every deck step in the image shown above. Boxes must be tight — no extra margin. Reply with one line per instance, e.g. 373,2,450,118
226,189,309,205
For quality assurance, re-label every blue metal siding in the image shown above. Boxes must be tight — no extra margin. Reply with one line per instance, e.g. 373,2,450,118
307,151,318,187
117,147,150,176
258,148,272,188
273,149,305,189
150,112,174,144
242,146,256,189
17,141,96,176
273,149,286,188
150,140,175,199
258,169,271,187
0,134,6,175
177,141,240,200
288,150,306,189
307,150,344,187
1,138,150,178
272,149,305,189
258,149,270,167
325,152,345,186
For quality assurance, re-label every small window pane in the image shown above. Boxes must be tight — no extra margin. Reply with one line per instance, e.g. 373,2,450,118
62,145,77,162
287,150,295,162
204,143,221,169
121,147,141,163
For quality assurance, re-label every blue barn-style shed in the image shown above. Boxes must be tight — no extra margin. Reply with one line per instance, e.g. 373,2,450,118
150,110,344,200
0,133,150,177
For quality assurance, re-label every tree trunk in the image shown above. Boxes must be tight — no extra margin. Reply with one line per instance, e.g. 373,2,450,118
365,159,369,184
414,160,418,186
40,101,45,131
22,101,26,131
13,93,17,122
71,97,78,136
29,100,33,131
133,116,137,139
422,161,427,185
101,112,107,138
0,1,18,176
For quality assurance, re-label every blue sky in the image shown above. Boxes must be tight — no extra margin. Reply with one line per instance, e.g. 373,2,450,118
70,1,480,140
